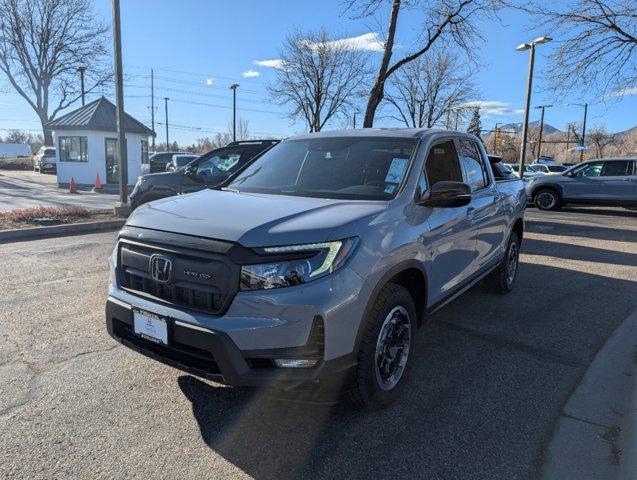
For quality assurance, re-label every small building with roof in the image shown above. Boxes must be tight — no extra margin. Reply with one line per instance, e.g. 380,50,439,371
46,97,154,188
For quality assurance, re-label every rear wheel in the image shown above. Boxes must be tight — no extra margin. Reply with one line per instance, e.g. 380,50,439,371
346,283,416,410
484,231,520,294
534,188,561,211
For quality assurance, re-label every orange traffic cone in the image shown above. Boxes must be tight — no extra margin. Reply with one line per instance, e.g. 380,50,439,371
94,172,102,190
69,177,77,193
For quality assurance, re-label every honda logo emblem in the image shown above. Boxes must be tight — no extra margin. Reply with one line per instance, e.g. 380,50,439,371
149,254,172,284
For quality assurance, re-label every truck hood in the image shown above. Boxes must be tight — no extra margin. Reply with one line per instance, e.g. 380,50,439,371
126,188,387,247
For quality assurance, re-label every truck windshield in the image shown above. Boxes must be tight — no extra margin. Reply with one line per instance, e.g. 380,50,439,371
227,137,417,200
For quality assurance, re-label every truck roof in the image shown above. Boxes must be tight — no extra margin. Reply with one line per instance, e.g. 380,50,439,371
289,128,454,140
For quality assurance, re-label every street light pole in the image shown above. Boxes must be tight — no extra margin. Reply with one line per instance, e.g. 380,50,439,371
150,69,155,151
580,103,588,162
77,67,86,106
535,104,553,159
565,102,589,162
164,97,170,149
516,36,552,178
111,0,128,211
230,84,239,141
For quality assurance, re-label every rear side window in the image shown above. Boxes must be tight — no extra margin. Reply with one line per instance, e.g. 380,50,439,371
458,139,489,191
424,140,463,187
602,160,632,176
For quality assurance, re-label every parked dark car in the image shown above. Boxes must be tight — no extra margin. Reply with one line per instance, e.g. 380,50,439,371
166,154,200,172
148,151,187,173
130,140,279,209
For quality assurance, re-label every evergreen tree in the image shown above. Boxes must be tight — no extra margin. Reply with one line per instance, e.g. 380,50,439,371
466,107,482,139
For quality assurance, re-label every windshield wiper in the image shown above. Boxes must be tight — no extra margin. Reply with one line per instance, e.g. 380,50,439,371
221,187,240,193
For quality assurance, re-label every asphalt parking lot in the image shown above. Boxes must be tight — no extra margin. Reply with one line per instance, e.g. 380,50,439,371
1,207,636,479
0,170,119,211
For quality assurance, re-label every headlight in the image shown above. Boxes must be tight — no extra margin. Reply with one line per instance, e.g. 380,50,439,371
240,238,358,291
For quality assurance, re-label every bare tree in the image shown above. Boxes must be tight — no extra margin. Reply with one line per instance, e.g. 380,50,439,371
2,129,29,143
384,48,476,128
268,28,369,132
346,0,502,127
587,124,621,157
0,0,111,144
525,0,637,97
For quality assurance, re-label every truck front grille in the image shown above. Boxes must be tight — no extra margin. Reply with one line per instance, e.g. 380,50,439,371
118,239,239,315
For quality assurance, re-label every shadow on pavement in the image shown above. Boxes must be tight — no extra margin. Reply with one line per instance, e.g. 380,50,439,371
526,219,637,243
178,258,637,480
523,238,637,266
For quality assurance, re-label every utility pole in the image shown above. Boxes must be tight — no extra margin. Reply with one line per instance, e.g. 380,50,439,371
493,122,500,154
164,97,170,150
535,104,553,160
353,112,357,129
112,0,129,212
230,84,239,142
77,67,86,106
150,69,155,150
516,36,552,178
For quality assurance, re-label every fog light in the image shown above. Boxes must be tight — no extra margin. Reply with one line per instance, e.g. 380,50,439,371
274,358,318,368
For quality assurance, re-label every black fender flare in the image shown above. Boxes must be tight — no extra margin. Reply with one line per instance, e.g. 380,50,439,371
353,259,428,353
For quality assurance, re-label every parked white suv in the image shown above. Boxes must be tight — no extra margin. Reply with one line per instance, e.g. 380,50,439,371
33,146,56,173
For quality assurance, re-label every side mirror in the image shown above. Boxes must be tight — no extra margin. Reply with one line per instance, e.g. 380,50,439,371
418,181,472,208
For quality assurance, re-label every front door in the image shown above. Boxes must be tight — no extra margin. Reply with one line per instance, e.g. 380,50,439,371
105,138,119,184
180,146,244,194
562,161,604,200
421,139,478,307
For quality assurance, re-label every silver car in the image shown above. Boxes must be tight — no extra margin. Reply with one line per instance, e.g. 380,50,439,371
526,158,637,210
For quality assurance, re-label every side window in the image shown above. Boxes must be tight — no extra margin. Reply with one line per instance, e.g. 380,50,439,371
196,148,243,177
424,140,463,188
458,139,488,191
574,162,603,177
601,161,631,176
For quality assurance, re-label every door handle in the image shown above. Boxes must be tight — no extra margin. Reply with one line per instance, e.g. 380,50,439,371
467,206,476,215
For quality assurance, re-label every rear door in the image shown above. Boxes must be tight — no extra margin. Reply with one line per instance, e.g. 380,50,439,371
421,139,478,306
596,160,635,203
456,138,505,270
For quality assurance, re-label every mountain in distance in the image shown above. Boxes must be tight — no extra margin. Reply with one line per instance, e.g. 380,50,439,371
498,121,561,134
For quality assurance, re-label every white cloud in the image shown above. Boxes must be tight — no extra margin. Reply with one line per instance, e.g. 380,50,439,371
461,101,524,116
307,32,385,52
242,69,261,78
612,86,637,97
253,59,285,69
205,77,216,86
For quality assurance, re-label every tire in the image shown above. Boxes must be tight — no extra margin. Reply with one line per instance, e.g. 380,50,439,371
484,231,520,294
534,187,561,211
346,283,416,410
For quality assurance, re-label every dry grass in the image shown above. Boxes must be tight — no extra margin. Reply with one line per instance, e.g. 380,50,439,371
0,157,33,170
0,206,113,230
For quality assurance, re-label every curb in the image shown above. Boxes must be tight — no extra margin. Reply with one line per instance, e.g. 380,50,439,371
0,219,126,244
619,344,637,479
542,310,637,480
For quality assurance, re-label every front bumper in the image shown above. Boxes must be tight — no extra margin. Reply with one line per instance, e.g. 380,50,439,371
106,296,357,395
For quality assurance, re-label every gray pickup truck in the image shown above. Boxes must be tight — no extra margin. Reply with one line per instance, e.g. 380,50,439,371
106,129,526,409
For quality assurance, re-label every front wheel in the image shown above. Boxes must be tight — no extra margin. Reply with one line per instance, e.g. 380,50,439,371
534,188,561,211
346,283,416,410
484,231,520,294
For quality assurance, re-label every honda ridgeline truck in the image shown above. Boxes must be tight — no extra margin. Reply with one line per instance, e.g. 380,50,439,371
106,129,526,409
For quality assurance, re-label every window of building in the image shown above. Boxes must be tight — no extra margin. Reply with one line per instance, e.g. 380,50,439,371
141,140,149,165
58,136,88,162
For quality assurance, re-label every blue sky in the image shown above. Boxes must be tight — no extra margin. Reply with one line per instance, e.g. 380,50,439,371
1,0,636,144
